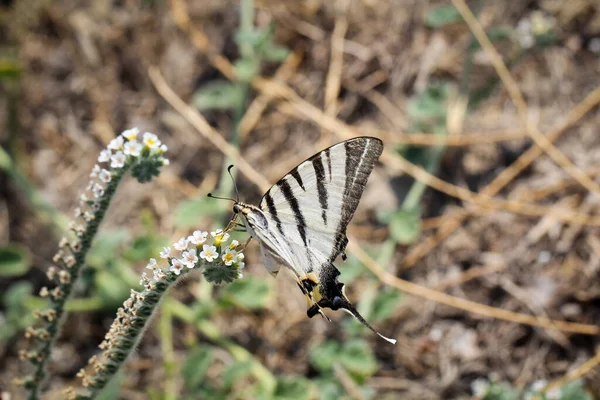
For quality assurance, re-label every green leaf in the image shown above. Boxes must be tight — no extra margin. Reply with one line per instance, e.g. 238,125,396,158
315,379,344,400
407,82,449,121
389,209,422,245
273,377,313,400
425,4,462,28
3,281,33,310
234,58,260,82
482,382,520,400
222,360,254,390
338,340,378,379
182,345,214,390
369,288,402,322
123,211,165,261
261,42,290,62
87,229,130,267
95,269,131,306
309,340,340,372
559,380,592,400
0,244,31,277
192,81,245,111
217,276,273,310
310,339,380,379
131,156,164,183
353,287,402,329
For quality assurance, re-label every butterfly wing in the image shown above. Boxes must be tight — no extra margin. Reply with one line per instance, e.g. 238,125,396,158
258,136,383,277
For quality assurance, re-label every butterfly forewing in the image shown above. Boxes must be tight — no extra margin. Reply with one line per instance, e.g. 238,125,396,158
258,137,383,277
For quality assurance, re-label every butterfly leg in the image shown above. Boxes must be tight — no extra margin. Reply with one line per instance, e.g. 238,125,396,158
297,275,332,321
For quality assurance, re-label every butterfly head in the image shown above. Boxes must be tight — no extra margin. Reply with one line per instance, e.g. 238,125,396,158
232,202,268,233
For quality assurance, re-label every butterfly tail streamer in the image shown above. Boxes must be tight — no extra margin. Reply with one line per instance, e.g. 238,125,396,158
341,298,397,344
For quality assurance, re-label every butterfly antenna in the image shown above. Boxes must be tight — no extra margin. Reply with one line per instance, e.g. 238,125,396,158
340,299,397,344
207,193,236,202
227,165,240,202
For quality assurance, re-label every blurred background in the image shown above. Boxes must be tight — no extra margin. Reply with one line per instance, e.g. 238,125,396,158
1,0,600,399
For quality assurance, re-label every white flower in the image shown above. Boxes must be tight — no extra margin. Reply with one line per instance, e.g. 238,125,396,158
92,183,105,198
98,149,112,163
160,144,168,152
74,207,81,217
108,136,124,151
211,229,230,246
222,249,236,266
471,378,489,397
211,229,224,237
546,387,561,400
531,380,547,393
200,245,218,262
228,240,239,250
80,193,88,203
139,272,148,285
110,151,126,168
173,237,188,252
188,230,208,246
236,252,245,269
121,128,139,141
90,165,101,177
153,268,166,281
169,258,184,275
124,140,142,157
182,249,199,269
159,247,171,259
143,132,161,149
99,169,112,183
146,258,158,270
162,158,170,166
83,211,95,222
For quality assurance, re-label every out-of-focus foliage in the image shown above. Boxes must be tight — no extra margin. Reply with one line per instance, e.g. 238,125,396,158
0,244,31,277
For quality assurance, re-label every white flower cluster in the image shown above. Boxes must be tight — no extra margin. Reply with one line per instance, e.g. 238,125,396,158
98,128,168,169
139,228,245,290
515,11,555,49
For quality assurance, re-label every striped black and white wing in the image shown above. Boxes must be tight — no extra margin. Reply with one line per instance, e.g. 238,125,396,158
258,137,383,275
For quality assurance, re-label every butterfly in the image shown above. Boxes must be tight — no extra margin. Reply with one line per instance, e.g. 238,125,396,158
215,137,395,344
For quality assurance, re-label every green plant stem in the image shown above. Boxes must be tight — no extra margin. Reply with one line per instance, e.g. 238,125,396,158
75,269,180,400
168,298,277,394
401,141,446,211
239,0,255,58
27,168,127,400
160,303,177,400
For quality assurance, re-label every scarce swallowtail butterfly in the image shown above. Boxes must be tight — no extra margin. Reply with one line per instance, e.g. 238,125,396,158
225,137,395,344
